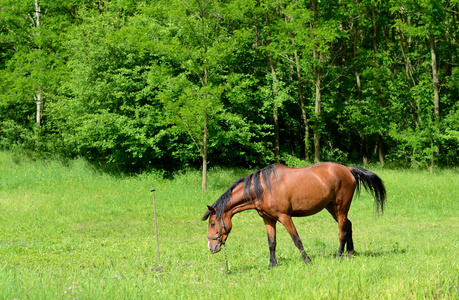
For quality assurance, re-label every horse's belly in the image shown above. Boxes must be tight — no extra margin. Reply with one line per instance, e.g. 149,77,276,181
288,186,334,217
290,200,330,217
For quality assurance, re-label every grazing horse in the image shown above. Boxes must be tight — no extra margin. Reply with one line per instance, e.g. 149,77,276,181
202,162,386,268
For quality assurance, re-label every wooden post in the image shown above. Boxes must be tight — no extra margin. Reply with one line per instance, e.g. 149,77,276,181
151,189,160,261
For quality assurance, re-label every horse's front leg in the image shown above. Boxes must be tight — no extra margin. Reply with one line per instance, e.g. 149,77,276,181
263,218,278,269
279,215,311,265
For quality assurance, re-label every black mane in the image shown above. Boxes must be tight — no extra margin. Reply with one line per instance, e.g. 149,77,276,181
202,164,278,221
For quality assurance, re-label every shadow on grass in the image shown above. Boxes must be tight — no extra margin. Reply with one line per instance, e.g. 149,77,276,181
296,242,409,262
209,242,409,273
357,247,408,258
226,264,268,274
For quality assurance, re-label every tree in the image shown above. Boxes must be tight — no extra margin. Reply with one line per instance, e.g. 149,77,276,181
0,0,82,147
159,0,236,190
47,4,175,170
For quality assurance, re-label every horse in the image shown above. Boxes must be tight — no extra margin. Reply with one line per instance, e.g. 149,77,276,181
202,162,386,269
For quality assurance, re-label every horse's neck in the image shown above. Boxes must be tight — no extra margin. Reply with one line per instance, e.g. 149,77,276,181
226,184,256,217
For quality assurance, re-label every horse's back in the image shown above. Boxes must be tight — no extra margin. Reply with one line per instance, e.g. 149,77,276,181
266,163,356,217
276,162,354,189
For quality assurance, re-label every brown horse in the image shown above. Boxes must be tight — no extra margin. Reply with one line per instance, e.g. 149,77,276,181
202,162,386,268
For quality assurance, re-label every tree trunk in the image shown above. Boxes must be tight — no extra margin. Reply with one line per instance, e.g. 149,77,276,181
313,60,321,164
353,17,362,101
202,67,208,191
429,31,440,167
273,102,280,163
266,12,280,163
372,3,384,166
372,4,378,55
353,13,366,164
362,136,368,165
378,134,384,166
200,3,209,191
35,89,43,126
429,31,440,125
311,0,321,163
35,0,42,127
269,58,280,163
293,45,310,162
355,74,362,101
399,34,420,127
202,111,208,191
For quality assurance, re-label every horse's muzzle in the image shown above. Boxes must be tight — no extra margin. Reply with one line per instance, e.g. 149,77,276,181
208,241,221,254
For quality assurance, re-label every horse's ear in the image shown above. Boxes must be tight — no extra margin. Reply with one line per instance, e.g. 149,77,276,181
207,205,216,214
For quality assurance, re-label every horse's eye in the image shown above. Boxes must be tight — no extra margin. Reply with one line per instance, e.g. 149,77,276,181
210,223,215,228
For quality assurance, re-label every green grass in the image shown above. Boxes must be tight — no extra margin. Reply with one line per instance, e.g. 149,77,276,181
0,151,458,299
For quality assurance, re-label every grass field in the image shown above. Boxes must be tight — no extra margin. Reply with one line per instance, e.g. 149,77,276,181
0,151,458,299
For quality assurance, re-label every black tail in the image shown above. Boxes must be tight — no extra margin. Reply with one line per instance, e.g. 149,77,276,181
350,167,387,215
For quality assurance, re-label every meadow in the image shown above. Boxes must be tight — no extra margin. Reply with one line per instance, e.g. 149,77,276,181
0,151,457,299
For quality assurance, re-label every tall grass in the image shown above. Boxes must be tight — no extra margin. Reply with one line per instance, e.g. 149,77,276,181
0,151,457,299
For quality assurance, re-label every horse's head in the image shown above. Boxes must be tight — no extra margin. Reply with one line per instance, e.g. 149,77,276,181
204,206,232,254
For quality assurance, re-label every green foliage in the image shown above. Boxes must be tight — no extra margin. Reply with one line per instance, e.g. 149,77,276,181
1,0,459,170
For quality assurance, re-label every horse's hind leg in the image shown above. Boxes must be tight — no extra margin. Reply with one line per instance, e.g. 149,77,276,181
338,216,354,255
326,202,354,256
263,218,278,269
279,215,311,265
344,220,354,254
